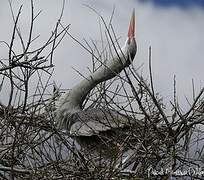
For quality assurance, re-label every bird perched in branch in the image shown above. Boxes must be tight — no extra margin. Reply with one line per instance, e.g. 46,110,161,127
56,9,137,137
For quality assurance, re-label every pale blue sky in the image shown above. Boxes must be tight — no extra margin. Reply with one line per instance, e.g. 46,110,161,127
0,0,203,108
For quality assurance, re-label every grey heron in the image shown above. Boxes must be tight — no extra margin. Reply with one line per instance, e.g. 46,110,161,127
56,9,138,140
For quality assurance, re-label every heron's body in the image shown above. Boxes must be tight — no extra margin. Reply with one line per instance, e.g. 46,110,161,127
69,108,135,136
56,9,137,137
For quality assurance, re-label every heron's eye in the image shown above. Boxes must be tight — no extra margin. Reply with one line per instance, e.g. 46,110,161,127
127,38,131,45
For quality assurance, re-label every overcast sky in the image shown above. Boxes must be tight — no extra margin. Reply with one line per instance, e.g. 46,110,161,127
0,0,204,107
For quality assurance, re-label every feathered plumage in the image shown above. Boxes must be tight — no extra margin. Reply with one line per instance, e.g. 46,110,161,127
56,9,137,136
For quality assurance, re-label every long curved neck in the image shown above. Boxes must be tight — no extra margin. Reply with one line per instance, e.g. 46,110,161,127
63,44,129,109
56,39,136,129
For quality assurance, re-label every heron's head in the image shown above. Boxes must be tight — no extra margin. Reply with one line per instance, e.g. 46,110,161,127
126,9,137,61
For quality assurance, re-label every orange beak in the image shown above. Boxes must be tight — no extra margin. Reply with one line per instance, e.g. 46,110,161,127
128,9,135,39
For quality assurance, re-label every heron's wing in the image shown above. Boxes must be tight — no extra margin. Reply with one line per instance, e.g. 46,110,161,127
70,109,135,136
